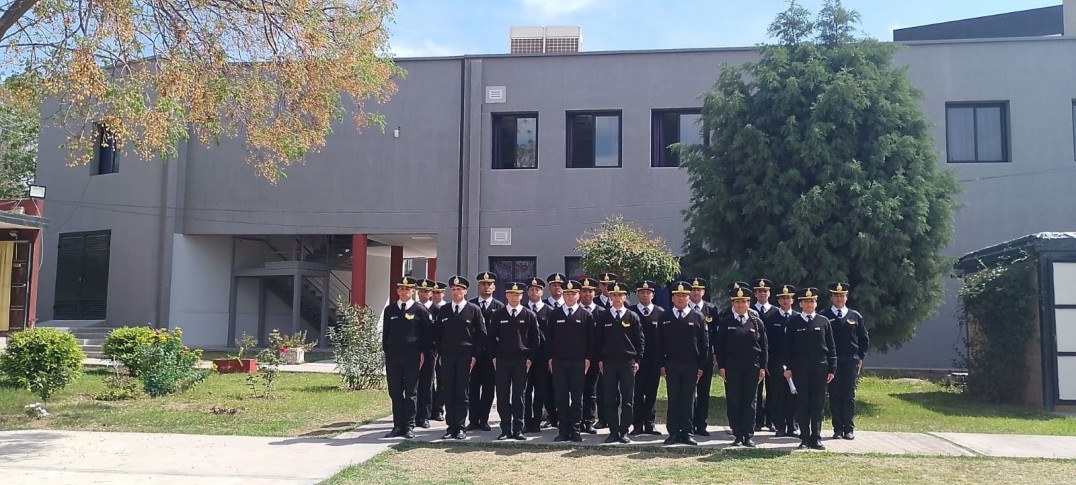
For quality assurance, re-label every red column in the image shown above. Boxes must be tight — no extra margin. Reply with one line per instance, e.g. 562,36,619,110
350,234,367,307
427,258,437,281
389,245,404,297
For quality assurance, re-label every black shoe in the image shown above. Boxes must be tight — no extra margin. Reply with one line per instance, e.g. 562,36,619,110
810,438,826,450
619,435,631,444
554,433,568,442
465,423,479,431
843,431,855,440
664,435,679,445
479,423,492,432
402,429,415,439
384,427,401,438
765,424,776,432
833,431,842,439
754,424,764,431
594,420,609,429
542,421,556,429
743,437,757,447
523,424,540,434
695,428,710,437
497,432,511,440
775,430,787,438
417,420,430,429
583,423,597,434
604,434,620,444
513,432,526,441
570,432,583,442
787,428,799,437
441,431,455,440
455,430,467,440
797,440,809,449
645,424,662,436
432,413,445,421
731,437,743,447
629,426,643,436
681,434,699,446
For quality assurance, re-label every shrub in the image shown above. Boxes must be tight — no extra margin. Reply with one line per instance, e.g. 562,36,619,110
137,327,211,397
95,363,145,401
102,326,156,376
328,297,385,390
0,327,85,401
247,329,285,398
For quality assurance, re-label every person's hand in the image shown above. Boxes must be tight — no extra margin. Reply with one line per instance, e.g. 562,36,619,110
419,353,425,371
526,359,532,372
712,355,718,368
549,361,553,373
584,359,591,375
826,373,835,384
492,358,497,371
696,369,703,382
857,360,863,375
470,357,476,372
599,362,604,374
718,368,726,381
661,367,666,378
758,368,766,383
783,370,792,379
632,362,639,374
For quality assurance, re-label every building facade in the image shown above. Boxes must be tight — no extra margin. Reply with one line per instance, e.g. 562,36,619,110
32,27,1076,367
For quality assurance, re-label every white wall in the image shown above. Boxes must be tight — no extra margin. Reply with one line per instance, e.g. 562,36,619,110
167,235,232,347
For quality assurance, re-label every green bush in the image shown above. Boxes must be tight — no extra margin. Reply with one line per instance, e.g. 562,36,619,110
102,326,156,376
0,327,85,401
328,297,385,390
137,327,210,397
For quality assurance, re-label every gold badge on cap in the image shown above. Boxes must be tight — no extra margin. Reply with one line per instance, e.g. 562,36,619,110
642,282,650,289
806,289,813,297
678,283,685,292
737,289,744,298
836,283,844,292
454,277,460,285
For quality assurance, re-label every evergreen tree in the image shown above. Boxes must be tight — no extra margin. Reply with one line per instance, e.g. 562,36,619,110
680,0,960,350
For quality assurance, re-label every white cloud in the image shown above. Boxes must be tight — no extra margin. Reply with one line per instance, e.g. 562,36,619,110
389,40,462,58
520,0,601,18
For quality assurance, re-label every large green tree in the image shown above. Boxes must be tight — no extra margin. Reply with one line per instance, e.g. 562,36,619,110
680,0,960,351
0,75,38,198
0,0,399,182
576,215,681,287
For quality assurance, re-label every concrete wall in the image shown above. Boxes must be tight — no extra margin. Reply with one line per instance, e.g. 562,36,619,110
168,235,231,347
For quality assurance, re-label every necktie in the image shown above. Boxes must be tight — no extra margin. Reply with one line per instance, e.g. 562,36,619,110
615,310,622,320
400,302,405,311
565,308,572,319
553,301,560,309
481,300,487,310
454,304,460,314
643,308,650,316
739,315,746,324
837,309,843,318
677,310,683,319
511,308,517,317
781,312,787,318
531,303,537,312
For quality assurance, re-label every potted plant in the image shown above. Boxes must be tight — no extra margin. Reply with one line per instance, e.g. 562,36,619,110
213,334,258,373
277,330,318,365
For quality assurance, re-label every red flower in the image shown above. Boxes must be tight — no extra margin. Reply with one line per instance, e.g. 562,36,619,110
280,345,289,352
282,334,289,339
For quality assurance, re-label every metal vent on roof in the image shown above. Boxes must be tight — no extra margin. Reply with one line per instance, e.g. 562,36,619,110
485,86,506,104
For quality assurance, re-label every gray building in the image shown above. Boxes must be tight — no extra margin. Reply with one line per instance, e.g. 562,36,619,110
32,7,1076,368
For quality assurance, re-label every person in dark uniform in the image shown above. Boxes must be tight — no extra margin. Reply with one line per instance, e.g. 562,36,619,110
596,272,618,309
546,273,567,309
435,276,486,440
718,281,753,319
687,277,718,436
578,277,604,434
415,279,438,428
783,287,836,450
821,282,869,440
715,286,768,447
467,271,505,432
488,282,540,440
766,284,799,438
595,282,644,443
523,277,554,433
430,281,448,422
382,277,434,439
629,280,665,436
660,281,709,446
751,279,778,432
548,279,594,443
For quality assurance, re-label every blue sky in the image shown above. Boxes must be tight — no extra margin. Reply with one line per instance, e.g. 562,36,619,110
388,0,1061,57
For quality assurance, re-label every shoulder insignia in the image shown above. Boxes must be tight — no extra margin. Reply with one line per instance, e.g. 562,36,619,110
621,321,630,328
404,313,415,320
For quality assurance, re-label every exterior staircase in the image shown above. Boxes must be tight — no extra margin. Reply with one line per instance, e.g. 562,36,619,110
36,321,124,359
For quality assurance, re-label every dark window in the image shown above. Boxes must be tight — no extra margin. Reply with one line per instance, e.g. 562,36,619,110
94,123,119,175
564,256,583,280
946,102,1009,163
652,109,706,167
489,256,537,302
1072,101,1076,161
567,111,621,168
54,230,110,319
492,113,538,169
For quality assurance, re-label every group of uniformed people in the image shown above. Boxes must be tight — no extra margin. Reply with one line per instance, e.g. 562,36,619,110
381,272,868,450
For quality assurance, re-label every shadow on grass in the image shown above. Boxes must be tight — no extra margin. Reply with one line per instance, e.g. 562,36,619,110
299,421,360,437
891,392,1058,420
390,440,792,461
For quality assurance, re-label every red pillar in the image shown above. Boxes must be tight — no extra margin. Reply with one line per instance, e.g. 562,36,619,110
389,245,404,298
350,234,367,307
427,258,437,281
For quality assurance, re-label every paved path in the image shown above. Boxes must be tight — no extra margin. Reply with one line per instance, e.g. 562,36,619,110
7,406,1076,484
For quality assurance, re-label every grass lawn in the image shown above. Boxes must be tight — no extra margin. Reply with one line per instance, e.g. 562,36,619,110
656,373,1076,435
199,350,335,363
322,442,1076,485
0,368,389,437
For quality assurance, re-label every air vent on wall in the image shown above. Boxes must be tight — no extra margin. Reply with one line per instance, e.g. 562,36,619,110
486,86,506,104
490,228,512,246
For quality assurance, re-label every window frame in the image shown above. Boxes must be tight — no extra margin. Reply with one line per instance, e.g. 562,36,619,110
564,256,582,280
565,110,623,169
651,108,707,168
491,112,540,170
488,256,538,303
945,101,1010,164
93,123,120,175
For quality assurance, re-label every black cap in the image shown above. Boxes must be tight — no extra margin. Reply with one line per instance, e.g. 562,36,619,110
396,277,418,288
505,282,526,294
635,280,657,292
753,279,773,291
728,281,750,291
796,287,820,300
547,273,567,285
580,278,600,290
671,281,692,295
476,271,498,283
775,284,796,298
828,282,851,294
432,282,447,291
598,273,618,284
690,277,708,289
528,277,547,289
608,282,630,294
729,287,754,300
416,279,435,291
448,275,470,289
562,280,582,292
